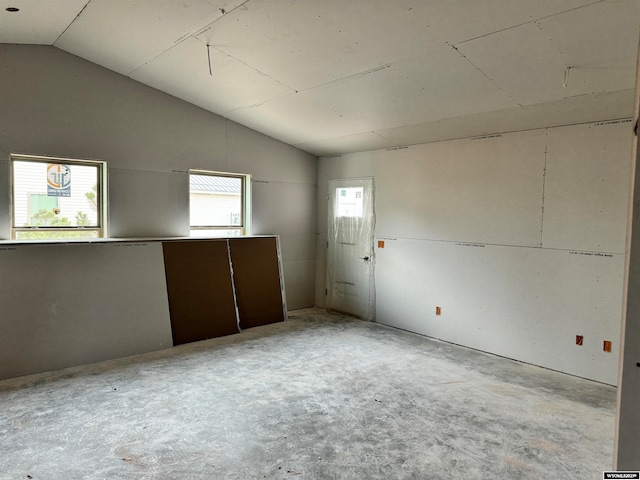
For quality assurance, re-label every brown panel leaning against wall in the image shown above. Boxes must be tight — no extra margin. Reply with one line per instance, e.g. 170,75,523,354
162,240,239,345
229,237,285,329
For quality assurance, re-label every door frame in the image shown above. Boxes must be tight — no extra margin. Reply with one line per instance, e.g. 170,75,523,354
326,177,376,320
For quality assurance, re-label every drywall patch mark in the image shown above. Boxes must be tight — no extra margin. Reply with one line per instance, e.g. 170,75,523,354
471,134,502,141
562,66,574,88
196,25,214,37
174,32,191,45
569,251,614,258
455,242,485,248
386,146,408,151
360,64,391,77
561,91,608,102
540,131,548,247
595,119,633,127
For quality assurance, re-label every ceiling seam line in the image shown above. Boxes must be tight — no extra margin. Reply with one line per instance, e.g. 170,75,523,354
454,0,606,46
365,236,624,256
221,0,610,99
449,44,493,82
448,44,517,106
52,0,92,46
371,131,389,141
202,43,298,93
292,63,394,95
282,44,466,96
540,129,549,247
125,0,254,77
191,0,252,38
217,44,450,98
305,116,632,157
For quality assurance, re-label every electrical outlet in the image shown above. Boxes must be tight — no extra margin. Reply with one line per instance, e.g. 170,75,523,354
603,340,612,353
436,306,441,316
576,335,583,346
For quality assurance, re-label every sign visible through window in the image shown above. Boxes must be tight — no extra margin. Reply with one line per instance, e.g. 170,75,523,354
10,155,106,240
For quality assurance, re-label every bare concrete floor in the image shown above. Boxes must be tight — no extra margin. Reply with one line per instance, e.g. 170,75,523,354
0,308,616,479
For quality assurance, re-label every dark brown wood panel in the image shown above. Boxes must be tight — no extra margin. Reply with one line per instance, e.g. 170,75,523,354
162,240,239,345
229,237,285,329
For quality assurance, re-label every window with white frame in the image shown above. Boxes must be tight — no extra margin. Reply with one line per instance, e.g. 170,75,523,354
10,154,107,240
189,170,250,237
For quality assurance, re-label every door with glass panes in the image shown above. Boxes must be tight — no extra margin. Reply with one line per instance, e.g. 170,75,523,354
326,177,375,320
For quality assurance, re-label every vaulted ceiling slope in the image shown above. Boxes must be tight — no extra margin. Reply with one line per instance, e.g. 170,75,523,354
1,0,639,156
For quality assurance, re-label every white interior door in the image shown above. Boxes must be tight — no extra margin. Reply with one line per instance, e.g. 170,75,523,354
327,177,375,320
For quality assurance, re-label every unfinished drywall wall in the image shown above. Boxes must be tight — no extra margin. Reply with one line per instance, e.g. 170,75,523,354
0,44,317,309
0,236,288,380
615,47,640,467
226,121,317,310
317,121,632,385
163,240,240,345
0,242,173,380
229,237,287,328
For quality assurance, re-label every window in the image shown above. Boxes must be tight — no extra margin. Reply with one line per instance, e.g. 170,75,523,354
189,170,251,237
11,154,107,240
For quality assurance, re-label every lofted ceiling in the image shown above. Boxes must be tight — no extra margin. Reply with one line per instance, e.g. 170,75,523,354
1,0,639,156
